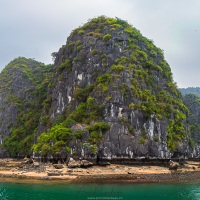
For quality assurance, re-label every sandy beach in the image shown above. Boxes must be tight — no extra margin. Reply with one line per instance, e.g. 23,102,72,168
0,159,200,184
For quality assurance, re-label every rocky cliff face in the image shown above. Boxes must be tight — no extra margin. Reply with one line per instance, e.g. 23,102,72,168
0,57,53,156
34,16,191,160
1,17,197,160
182,94,200,157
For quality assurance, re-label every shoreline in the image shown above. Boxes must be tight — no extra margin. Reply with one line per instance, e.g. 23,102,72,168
1,171,200,184
1,159,200,184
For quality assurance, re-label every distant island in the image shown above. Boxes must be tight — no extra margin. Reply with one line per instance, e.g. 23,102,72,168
179,87,200,97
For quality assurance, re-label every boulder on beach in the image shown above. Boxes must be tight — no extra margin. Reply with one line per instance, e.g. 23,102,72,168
33,162,40,168
0,161,6,167
53,164,64,169
169,160,180,170
68,159,81,168
68,158,93,168
80,160,93,168
47,171,61,176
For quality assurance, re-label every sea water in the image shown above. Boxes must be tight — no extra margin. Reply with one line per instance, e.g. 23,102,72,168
0,181,199,200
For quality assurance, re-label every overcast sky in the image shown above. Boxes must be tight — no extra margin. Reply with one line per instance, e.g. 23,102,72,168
0,0,200,88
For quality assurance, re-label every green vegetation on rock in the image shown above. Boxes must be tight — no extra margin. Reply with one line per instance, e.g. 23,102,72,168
1,57,53,156
0,16,194,158
34,16,189,156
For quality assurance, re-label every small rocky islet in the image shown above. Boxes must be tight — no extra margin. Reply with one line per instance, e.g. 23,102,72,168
0,16,200,169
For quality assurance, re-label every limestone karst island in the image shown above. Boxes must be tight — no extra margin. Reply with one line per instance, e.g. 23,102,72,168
0,16,200,183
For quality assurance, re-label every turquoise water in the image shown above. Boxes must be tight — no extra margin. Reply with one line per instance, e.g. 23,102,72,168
0,181,200,200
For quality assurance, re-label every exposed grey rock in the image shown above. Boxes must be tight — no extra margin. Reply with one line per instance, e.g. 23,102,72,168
80,160,93,168
53,164,64,169
47,171,61,176
68,160,81,168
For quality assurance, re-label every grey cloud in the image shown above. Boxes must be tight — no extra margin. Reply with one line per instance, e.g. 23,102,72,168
0,0,200,87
